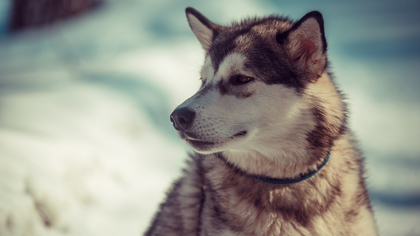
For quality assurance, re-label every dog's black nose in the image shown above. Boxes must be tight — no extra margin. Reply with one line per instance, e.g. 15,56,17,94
170,108,195,130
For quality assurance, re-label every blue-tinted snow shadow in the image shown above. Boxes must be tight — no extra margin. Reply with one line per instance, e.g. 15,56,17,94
368,156,420,208
81,73,179,139
339,37,420,60
371,192,420,208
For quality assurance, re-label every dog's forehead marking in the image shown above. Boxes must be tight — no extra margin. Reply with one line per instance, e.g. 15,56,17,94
198,53,250,98
216,53,247,81
201,53,247,84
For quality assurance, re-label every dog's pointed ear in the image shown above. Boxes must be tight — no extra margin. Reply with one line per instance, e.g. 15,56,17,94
277,11,327,80
186,7,222,51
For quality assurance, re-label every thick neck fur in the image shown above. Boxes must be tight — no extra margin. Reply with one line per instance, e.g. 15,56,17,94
220,72,346,180
198,132,374,235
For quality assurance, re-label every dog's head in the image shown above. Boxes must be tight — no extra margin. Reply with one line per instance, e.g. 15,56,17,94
171,8,344,171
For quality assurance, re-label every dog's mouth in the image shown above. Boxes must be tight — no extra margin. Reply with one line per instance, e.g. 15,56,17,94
186,137,216,147
233,130,247,137
181,130,247,152
182,133,216,148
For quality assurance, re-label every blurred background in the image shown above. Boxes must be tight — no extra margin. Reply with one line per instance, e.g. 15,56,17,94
0,0,419,235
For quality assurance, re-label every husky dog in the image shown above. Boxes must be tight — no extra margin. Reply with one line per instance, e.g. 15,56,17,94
145,7,377,236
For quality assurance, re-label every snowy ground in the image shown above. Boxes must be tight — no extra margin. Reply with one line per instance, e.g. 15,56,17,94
0,0,419,235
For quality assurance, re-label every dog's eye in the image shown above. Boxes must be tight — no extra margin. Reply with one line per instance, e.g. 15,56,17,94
230,75,254,85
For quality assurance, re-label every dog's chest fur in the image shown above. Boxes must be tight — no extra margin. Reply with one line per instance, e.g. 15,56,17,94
145,134,377,236
184,134,373,236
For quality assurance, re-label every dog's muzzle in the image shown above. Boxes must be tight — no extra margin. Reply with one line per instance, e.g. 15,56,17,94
170,107,195,131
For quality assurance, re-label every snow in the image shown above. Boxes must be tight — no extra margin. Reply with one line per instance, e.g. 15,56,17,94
0,0,419,235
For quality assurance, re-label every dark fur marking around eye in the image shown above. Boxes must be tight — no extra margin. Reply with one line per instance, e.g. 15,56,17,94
229,75,254,85
217,79,254,98
242,34,304,91
217,80,228,95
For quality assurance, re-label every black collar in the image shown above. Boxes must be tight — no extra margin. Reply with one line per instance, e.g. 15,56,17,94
254,150,330,184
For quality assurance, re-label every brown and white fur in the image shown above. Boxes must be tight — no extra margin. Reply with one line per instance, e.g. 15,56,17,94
145,7,377,236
